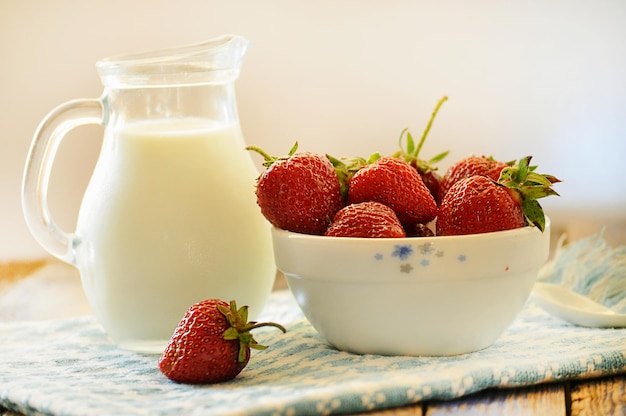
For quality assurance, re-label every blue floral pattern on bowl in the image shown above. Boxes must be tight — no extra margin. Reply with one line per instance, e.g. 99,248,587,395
376,243,467,273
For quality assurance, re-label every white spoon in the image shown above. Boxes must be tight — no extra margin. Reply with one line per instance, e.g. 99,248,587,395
532,282,626,328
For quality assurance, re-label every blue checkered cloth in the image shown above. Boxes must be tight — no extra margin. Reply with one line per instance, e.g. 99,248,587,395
1,288,625,416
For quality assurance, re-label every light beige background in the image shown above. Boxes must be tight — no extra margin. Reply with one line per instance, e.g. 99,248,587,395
1,0,625,259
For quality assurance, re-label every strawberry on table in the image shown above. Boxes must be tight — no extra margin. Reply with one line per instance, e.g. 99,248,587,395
325,201,406,238
348,156,438,229
247,143,344,235
437,156,560,236
158,299,286,384
439,155,510,201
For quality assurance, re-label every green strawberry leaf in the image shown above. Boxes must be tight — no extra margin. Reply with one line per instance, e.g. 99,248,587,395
520,185,560,200
525,172,555,187
428,150,450,164
497,156,561,232
223,327,239,340
522,199,546,232
517,156,530,181
367,152,382,164
401,128,416,155
250,344,269,351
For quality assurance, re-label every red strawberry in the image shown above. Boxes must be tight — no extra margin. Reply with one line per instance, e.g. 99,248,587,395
247,143,344,235
348,156,438,228
437,176,525,236
418,170,444,206
324,201,406,238
437,156,560,236
158,299,285,384
439,155,510,201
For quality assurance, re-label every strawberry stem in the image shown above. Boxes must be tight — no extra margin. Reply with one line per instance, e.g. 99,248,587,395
415,95,448,159
246,142,299,167
218,300,286,363
394,96,449,174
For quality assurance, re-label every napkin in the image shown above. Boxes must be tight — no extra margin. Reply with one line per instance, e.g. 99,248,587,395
538,230,626,312
1,290,625,416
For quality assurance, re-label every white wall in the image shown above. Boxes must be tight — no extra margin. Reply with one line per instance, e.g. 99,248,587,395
2,0,625,259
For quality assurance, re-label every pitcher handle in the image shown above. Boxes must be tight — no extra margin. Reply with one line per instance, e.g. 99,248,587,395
22,98,104,265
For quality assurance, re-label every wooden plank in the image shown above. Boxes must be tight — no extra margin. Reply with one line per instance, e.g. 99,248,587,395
353,403,424,416
0,259,49,285
359,404,423,415
571,375,626,416
423,384,565,416
0,407,22,416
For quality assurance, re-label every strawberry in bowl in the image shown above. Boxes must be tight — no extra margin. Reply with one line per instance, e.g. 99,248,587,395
246,97,561,356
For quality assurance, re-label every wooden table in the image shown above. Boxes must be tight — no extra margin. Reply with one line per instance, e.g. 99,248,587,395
361,374,626,415
2,374,624,415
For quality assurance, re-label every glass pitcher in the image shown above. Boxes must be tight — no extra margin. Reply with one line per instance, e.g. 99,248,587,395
21,35,276,353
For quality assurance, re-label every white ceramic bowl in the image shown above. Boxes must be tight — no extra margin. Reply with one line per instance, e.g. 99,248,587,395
272,219,550,356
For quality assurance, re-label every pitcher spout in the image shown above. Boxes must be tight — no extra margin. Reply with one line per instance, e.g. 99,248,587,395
96,35,249,88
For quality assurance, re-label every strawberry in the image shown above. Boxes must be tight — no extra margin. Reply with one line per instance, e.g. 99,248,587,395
348,156,438,228
247,143,344,235
324,201,406,238
418,169,444,206
329,97,449,206
437,156,560,236
158,299,285,384
437,176,525,236
393,96,450,204
439,155,510,201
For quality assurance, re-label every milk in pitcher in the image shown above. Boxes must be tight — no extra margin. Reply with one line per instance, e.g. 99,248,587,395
74,119,275,352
